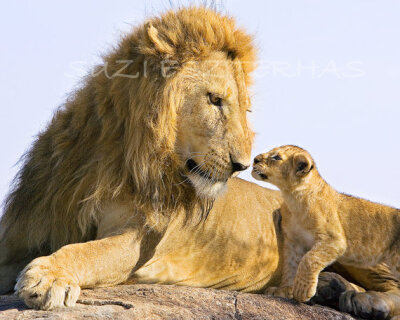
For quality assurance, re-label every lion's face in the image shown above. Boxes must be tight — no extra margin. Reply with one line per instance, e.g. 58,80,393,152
175,51,253,199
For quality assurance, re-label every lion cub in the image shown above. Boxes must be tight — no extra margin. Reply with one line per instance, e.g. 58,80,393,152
252,145,400,303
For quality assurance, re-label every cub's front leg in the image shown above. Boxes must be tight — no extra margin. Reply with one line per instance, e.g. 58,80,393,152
293,238,346,303
15,230,140,310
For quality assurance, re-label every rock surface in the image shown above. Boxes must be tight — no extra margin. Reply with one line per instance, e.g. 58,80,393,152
0,284,356,319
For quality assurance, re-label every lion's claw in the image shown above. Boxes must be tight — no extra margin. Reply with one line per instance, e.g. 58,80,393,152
15,256,80,310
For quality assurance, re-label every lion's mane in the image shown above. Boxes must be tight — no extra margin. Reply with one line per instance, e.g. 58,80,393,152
1,7,256,253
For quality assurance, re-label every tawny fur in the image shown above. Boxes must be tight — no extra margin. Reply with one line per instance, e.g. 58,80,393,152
2,6,400,317
253,145,400,304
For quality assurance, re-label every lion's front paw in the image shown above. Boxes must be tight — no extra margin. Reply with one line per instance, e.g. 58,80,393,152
264,286,294,299
293,277,317,303
15,256,80,310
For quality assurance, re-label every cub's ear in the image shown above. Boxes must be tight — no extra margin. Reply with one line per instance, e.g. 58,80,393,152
293,153,314,177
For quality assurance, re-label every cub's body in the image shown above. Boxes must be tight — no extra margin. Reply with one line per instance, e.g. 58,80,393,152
283,190,400,269
252,145,400,302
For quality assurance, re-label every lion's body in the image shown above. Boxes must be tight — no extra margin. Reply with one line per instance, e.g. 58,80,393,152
129,179,283,292
1,6,400,318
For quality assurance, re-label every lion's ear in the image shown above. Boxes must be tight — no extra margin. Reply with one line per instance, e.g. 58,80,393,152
145,22,174,56
293,153,314,177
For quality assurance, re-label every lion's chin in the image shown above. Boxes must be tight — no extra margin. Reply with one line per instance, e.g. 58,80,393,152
187,174,228,199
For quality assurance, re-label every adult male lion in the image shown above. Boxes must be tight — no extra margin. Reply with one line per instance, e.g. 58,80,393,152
1,6,399,318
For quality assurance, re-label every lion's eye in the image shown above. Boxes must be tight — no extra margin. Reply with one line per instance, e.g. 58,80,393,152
207,93,223,108
271,155,282,161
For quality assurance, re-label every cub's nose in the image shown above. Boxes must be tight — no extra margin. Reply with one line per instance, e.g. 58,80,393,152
253,155,263,165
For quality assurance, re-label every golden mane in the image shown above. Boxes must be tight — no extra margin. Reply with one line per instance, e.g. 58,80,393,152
1,6,256,252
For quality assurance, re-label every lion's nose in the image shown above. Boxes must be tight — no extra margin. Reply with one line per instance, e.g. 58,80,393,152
230,154,250,173
232,162,248,172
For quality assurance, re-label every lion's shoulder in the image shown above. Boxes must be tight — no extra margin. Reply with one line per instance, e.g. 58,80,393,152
227,178,282,198
218,178,283,213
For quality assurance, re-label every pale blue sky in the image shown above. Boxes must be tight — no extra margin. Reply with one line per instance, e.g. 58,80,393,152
1,0,399,210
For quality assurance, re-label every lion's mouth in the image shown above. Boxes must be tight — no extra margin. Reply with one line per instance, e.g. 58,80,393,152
186,158,228,183
185,158,228,198
186,159,212,180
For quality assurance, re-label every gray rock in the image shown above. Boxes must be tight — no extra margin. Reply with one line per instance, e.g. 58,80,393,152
0,284,356,319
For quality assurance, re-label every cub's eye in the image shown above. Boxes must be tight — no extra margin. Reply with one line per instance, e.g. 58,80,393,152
207,92,223,108
271,155,282,161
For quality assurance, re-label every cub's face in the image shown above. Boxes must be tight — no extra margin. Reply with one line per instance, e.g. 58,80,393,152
175,51,253,199
252,145,314,190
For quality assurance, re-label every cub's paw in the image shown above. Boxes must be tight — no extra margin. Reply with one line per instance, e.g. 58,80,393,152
293,277,318,303
15,256,80,310
264,286,293,299
339,290,391,320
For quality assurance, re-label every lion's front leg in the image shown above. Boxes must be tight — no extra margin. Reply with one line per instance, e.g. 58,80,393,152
15,230,140,310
